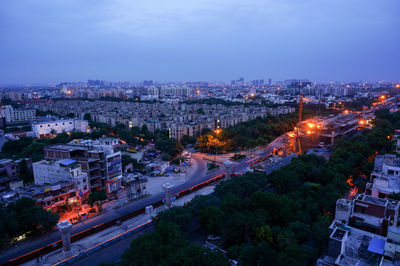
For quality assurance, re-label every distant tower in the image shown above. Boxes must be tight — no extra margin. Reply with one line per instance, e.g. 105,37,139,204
57,220,73,259
162,183,174,208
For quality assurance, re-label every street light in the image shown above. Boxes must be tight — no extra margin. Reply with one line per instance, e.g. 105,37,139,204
214,128,222,163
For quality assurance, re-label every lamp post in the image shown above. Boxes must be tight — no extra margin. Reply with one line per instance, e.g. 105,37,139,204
214,128,221,163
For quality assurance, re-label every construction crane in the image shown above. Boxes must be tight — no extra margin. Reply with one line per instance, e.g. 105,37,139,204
296,94,310,154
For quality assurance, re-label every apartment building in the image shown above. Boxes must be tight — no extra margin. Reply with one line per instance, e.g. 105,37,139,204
43,138,122,194
32,158,90,211
366,154,400,199
0,105,36,124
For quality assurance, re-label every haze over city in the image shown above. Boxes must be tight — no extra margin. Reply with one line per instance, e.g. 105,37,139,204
1,0,399,84
1,1,400,266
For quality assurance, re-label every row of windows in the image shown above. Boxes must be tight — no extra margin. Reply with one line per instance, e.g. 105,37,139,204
39,121,73,128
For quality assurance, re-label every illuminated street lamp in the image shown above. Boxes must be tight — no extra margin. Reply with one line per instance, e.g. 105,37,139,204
380,95,386,100
214,128,222,163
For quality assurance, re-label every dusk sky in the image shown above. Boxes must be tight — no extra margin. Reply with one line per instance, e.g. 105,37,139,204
1,0,399,84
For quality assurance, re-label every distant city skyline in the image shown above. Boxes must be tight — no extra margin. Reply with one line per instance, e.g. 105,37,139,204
1,0,399,84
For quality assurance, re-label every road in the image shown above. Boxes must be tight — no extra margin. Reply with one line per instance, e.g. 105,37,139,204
0,133,288,264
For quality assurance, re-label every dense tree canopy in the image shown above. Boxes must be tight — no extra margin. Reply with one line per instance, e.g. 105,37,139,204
0,197,59,246
196,111,314,152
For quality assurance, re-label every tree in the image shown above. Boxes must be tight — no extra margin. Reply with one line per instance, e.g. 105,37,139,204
119,222,230,266
83,113,91,121
155,138,184,158
156,207,193,233
199,206,224,236
254,225,273,244
88,190,107,211
18,159,33,184
196,134,224,152
1,197,59,242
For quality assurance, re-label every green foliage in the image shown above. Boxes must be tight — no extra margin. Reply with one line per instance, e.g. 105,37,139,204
121,154,145,172
156,207,193,233
0,197,59,246
155,138,184,158
196,112,313,152
199,206,224,236
83,113,91,121
180,135,197,146
18,159,33,184
118,222,229,266
88,190,107,210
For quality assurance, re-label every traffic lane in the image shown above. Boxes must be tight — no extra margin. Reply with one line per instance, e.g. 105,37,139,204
71,226,155,266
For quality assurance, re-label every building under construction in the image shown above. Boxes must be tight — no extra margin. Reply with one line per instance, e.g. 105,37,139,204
296,111,372,149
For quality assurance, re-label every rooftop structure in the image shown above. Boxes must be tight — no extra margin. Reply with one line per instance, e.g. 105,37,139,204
366,154,400,199
31,118,89,138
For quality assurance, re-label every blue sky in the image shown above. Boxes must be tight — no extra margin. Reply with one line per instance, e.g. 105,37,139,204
0,0,399,84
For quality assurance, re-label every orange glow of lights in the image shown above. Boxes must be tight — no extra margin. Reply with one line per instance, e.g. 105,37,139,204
344,110,349,114
380,95,385,100
67,90,72,94
387,136,391,140
359,120,365,125
316,125,321,129
307,130,311,135
395,84,400,88
215,129,221,134
346,178,354,186
307,123,315,128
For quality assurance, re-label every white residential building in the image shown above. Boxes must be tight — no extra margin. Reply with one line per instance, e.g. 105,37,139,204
33,158,89,197
366,154,400,199
32,118,89,138
0,105,36,123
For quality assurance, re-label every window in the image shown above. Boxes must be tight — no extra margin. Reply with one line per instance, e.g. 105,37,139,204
388,170,395,175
